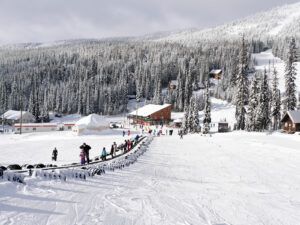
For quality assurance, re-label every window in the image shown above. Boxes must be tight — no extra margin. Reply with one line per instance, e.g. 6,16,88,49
68,126,71,130
33,128,36,131
17,128,20,131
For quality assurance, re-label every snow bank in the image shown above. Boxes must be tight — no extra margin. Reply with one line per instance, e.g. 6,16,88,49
75,114,109,129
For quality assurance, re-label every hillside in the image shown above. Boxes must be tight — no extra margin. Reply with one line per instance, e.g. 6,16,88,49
153,2,300,44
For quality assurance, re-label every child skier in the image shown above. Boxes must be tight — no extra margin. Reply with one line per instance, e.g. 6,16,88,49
80,149,86,165
101,147,107,161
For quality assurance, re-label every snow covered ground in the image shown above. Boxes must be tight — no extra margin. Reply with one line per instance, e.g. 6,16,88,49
252,49,300,95
1,131,300,225
0,129,139,166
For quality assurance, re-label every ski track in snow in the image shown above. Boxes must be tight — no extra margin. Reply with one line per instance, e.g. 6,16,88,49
1,132,300,225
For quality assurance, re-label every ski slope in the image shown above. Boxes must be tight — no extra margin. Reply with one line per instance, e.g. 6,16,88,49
252,49,300,95
1,132,300,225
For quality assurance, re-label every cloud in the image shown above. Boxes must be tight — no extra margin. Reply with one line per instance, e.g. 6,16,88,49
0,0,298,44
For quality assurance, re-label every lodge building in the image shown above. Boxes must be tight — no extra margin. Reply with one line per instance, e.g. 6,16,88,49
281,110,300,132
128,104,172,125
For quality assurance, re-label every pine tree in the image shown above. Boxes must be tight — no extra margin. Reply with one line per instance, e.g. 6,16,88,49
192,96,200,133
246,74,259,131
176,70,184,111
203,80,211,134
271,67,281,130
182,104,190,134
284,37,297,111
235,36,249,130
256,69,271,131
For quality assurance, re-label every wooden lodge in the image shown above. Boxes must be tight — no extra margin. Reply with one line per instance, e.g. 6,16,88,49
281,110,300,132
209,69,222,80
169,80,178,89
128,104,172,126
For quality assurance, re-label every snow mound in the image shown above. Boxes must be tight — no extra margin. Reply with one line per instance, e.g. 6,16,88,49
2,110,32,120
75,114,109,129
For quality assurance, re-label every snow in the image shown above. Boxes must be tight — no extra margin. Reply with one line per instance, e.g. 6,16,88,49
1,110,32,120
1,132,300,224
252,49,300,95
129,104,171,117
75,114,109,129
210,69,222,74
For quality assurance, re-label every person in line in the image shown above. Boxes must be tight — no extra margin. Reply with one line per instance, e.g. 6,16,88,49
113,142,117,157
80,149,86,165
80,143,91,164
123,140,128,152
127,140,131,151
52,147,58,161
128,130,130,136
101,147,107,161
110,144,115,158
134,134,140,142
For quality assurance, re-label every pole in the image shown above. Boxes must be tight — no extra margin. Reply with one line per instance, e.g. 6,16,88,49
20,102,23,135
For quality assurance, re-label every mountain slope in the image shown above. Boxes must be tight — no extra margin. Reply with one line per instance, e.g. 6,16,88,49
153,2,300,44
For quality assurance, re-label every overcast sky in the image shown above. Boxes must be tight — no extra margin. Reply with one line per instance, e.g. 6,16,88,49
0,0,298,44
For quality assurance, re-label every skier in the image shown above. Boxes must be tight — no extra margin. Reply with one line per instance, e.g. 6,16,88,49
179,130,184,139
128,130,130,136
122,130,126,137
101,147,107,161
79,149,86,165
80,143,91,164
169,129,173,136
52,148,58,161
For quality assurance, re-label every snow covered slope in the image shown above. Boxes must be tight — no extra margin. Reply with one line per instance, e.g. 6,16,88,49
1,132,299,224
154,2,300,44
252,49,300,95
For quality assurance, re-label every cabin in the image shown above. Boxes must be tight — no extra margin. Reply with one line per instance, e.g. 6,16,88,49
173,118,183,128
14,123,58,134
209,69,222,80
169,80,178,89
72,114,109,135
62,122,76,131
128,104,172,126
218,122,229,132
1,110,34,126
281,110,300,132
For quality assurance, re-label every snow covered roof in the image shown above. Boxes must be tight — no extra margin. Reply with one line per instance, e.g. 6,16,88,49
173,118,183,123
14,123,57,127
1,110,33,120
170,80,178,85
283,110,300,123
209,69,222,75
129,104,171,117
75,114,109,129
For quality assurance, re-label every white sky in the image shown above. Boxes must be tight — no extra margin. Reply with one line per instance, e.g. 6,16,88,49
0,0,298,44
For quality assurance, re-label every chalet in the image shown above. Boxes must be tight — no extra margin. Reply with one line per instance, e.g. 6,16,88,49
281,110,300,132
14,123,58,134
209,69,222,80
173,118,183,128
1,110,34,126
218,122,229,132
128,104,172,125
169,80,178,89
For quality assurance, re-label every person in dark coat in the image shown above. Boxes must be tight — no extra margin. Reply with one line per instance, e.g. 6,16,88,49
80,143,91,164
122,130,126,137
110,144,114,158
52,148,58,161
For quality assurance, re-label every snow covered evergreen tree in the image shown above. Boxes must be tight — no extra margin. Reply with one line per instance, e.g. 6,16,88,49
203,80,211,134
284,37,297,111
192,96,200,133
271,67,281,130
182,104,190,134
246,74,259,131
256,69,271,131
235,36,249,130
